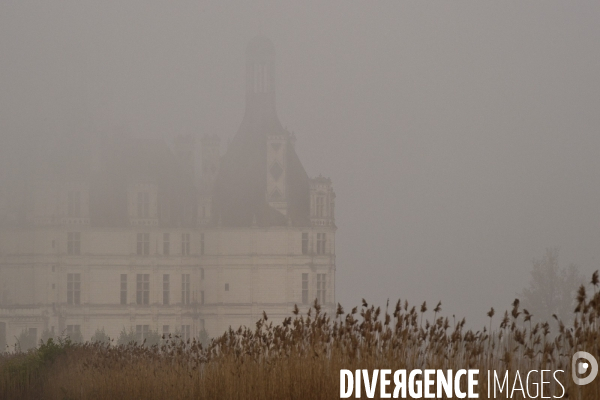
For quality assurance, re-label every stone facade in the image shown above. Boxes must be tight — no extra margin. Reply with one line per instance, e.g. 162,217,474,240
0,37,336,349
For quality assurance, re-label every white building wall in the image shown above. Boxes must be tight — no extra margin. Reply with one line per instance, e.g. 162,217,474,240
0,225,336,349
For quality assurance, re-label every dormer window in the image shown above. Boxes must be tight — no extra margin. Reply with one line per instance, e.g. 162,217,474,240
67,232,81,255
137,192,149,218
163,233,170,255
67,191,81,217
316,196,325,218
159,197,170,222
128,184,158,225
309,177,335,227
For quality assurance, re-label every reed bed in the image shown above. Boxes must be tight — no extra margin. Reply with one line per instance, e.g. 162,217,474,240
1,273,599,399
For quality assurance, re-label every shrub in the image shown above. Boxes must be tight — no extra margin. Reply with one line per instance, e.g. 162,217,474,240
198,329,210,347
39,329,55,345
116,328,137,346
90,328,110,345
1,271,599,399
15,330,37,352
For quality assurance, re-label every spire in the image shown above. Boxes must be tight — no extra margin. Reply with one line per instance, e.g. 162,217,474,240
245,36,277,121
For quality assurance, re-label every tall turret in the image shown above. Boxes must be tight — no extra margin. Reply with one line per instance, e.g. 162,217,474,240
200,134,220,190
266,132,287,215
198,134,220,225
212,37,311,227
245,36,277,123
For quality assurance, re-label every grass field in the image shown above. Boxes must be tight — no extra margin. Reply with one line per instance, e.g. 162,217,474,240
1,274,599,399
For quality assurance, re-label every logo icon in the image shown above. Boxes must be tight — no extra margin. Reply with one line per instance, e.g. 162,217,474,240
572,351,598,385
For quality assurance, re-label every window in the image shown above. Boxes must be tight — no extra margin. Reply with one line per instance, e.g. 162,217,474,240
316,196,325,217
137,192,149,218
135,325,149,343
182,274,190,305
160,200,170,221
302,273,309,304
200,290,204,305
136,274,150,305
163,233,170,255
163,274,170,305
181,325,191,341
200,268,204,281
68,191,81,217
316,233,326,254
317,274,326,304
67,232,80,255
120,274,127,305
162,325,169,337
137,233,150,256
302,233,308,254
28,328,38,344
200,233,205,255
182,233,190,255
66,325,79,337
225,283,229,291
200,319,205,331
67,273,81,304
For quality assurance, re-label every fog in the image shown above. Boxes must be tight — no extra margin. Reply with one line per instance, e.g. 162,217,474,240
2,1,600,327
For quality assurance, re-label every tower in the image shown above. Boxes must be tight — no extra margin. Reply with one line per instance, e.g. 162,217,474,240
213,36,308,227
0,36,336,349
245,36,277,121
266,132,287,216
200,134,220,190
198,134,220,224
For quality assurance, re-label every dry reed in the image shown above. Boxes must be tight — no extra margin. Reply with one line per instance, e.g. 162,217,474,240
1,272,599,399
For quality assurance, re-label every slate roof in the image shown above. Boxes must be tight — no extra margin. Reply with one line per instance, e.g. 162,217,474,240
211,36,311,227
212,116,311,227
14,132,198,228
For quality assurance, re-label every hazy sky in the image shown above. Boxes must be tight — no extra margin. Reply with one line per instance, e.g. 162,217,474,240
2,1,599,326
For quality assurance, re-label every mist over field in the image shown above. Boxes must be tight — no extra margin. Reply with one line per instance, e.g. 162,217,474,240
1,0,600,329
